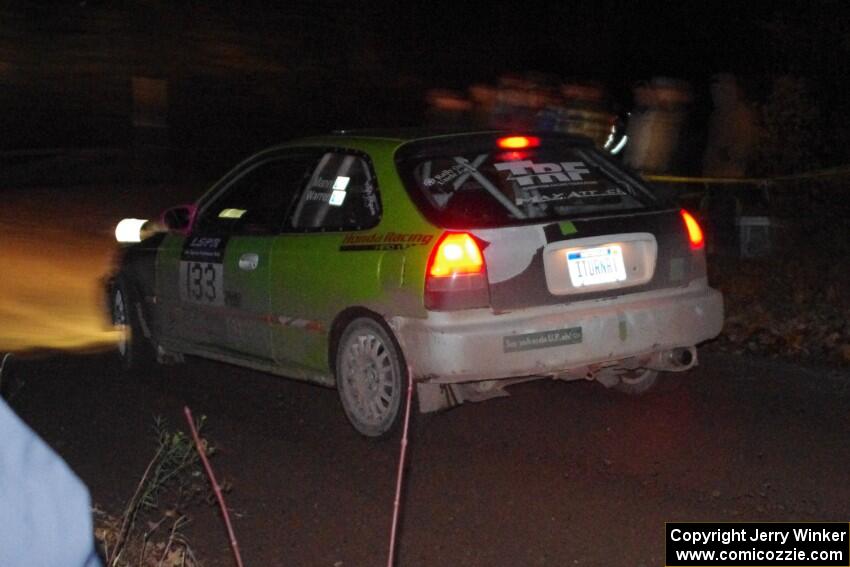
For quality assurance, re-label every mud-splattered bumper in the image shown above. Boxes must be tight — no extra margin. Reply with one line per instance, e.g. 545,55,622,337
391,279,724,383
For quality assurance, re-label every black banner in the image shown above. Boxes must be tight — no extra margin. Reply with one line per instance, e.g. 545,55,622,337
666,522,849,566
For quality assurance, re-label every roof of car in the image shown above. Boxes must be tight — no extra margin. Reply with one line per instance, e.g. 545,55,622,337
327,128,595,144
329,127,499,141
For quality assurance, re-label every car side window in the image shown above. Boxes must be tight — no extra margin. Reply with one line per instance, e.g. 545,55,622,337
195,154,318,235
288,151,381,231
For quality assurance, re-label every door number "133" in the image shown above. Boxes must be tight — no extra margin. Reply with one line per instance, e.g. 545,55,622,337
179,261,224,305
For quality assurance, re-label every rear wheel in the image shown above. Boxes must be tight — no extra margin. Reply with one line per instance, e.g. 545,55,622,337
335,317,405,438
110,279,155,374
612,369,659,395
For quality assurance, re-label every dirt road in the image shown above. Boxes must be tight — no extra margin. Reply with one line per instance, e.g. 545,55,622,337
5,349,850,566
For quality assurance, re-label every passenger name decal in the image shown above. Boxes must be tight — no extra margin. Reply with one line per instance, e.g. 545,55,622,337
339,232,433,252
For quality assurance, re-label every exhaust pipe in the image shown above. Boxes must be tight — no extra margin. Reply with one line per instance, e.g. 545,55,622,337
648,346,697,372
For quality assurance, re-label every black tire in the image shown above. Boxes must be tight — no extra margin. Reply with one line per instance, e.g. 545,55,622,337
110,278,156,374
612,369,659,395
335,317,406,438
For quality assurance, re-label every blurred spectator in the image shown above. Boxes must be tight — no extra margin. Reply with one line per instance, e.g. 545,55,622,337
703,73,757,177
424,89,474,129
702,74,758,254
0,397,101,567
623,77,693,173
425,73,617,149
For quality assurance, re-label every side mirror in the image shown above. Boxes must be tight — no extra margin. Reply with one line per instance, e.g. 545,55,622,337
160,204,197,235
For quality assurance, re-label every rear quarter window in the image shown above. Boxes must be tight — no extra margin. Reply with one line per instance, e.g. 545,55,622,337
289,151,381,231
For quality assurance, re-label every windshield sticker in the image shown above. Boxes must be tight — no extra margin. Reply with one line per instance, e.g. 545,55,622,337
340,232,433,252
333,176,350,190
218,208,246,219
329,190,346,206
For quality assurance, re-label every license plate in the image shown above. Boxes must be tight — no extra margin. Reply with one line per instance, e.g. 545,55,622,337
567,245,627,287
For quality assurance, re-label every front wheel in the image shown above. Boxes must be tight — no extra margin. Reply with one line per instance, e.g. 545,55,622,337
110,279,155,374
335,317,405,438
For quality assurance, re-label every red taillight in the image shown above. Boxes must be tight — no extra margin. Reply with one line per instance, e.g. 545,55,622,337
426,232,489,310
429,233,484,277
497,135,540,150
680,209,704,249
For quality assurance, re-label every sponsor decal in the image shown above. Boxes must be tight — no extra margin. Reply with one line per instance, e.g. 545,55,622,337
503,327,582,353
515,186,626,206
180,236,227,305
423,163,472,187
494,160,592,187
339,232,433,251
181,236,227,262
276,315,325,333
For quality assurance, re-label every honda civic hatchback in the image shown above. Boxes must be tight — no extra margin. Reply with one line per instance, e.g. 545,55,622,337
108,131,723,437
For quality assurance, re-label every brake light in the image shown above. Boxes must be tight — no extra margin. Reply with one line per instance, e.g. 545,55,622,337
425,233,490,310
680,209,704,249
497,135,540,150
429,233,484,276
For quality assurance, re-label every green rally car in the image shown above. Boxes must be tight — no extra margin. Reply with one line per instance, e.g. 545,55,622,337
109,130,724,437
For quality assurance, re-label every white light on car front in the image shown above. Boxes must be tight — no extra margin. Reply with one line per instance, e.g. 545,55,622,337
115,218,148,243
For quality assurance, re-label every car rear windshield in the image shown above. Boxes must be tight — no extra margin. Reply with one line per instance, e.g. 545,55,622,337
396,134,657,228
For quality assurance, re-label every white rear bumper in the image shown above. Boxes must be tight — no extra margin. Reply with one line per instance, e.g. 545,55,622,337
390,279,724,383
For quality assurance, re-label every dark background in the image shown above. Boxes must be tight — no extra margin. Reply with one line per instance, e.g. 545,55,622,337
2,1,849,172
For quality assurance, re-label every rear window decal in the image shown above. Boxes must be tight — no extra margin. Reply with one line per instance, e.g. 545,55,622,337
494,160,591,186
423,162,476,188
329,190,346,206
516,186,626,206
400,142,654,228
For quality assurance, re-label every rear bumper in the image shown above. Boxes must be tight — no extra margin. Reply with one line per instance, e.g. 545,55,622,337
390,279,724,383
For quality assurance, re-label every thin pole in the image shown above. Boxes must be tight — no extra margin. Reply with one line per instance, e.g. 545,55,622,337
387,366,415,567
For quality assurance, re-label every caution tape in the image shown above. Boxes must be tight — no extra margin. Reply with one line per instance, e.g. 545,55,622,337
643,164,850,186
